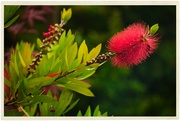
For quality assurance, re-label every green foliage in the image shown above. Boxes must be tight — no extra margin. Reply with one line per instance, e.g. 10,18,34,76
39,90,79,116
77,105,108,116
61,8,72,23
4,8,106,116
4,5,20,28
150,23,159,35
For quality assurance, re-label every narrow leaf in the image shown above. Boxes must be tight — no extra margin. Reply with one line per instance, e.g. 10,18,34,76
33,95,56,103
23,42,31,65
37,38,43,49
4,78,11,87
4,5,20,23
63,83,94,97
28,76,56,88
78,40,88,64
77,110,82,116
18,51,26,67
4,15,19,28
64,99,80,114
84,106,91,116
55,90,73,115
68,78,91,88
93,105,100,116
102,112,108,116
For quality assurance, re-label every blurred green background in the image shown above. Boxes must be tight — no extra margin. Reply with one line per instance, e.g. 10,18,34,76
4,5,176,116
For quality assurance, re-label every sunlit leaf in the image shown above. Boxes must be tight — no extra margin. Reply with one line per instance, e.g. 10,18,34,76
93,105,100,116
87,43,102,61
61,82,94,97
61,8,72,22
65,34,75,47
150,23,159,35
65,48,69,68
28,76,56,88
77,110,82,116
37,38,42,48
67,29,72,37
78,40,88,64
18,51,26,67
84,106,91,116
58,30,66,53
67,42,77,67
68,59,79,72
68,78,91,88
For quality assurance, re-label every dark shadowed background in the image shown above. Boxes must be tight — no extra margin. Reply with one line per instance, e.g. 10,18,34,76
4,5,176,116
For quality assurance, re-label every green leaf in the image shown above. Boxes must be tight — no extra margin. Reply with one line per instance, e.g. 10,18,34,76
55,90,73,115
67,29,72,37
67,42,78,67
76,64,99,80
9,62,18,97
28,76,56,88
77,110,82,116
4,5,20,23
61,82,94,97
150,23,159,35
24,104,37,116
39,102,48,116
93,105,100,116
61,8,72,22
78,40,88,64
65,48,69,68
102,112,108,116
57,31,66,55
49,59,62,74
68,59,79,72
33,95,56,103
84,106,91,116
87,43,102,61
4,15,19,28
63,99,80,114
68,78,91,88
65,34,75,47
18,50,26,67
4,78,11,87
14,54,19,77
35,55,54,76
22,42,32,66
37,38,42,48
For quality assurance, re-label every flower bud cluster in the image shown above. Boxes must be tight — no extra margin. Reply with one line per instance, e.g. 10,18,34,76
27,22,65,76
40,24,64,51
86,52,115,66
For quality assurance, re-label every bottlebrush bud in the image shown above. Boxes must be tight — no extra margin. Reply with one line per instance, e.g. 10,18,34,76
86,52,115,65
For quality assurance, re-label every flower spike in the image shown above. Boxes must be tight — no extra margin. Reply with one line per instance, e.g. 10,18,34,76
107,22,160,68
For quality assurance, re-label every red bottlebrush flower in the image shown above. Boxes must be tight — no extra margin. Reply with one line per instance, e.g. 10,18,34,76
107,22,160,68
